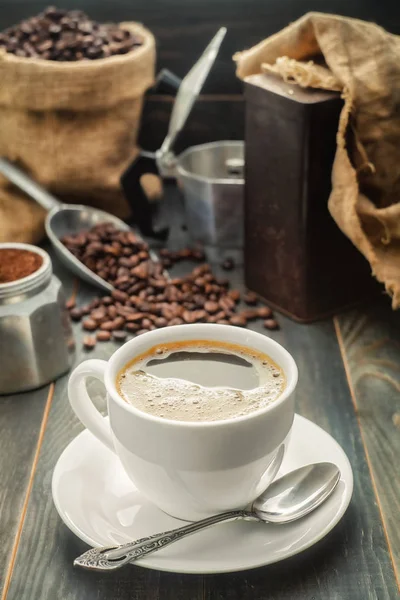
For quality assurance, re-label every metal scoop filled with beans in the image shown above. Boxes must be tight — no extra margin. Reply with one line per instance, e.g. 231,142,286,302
0,158,133,292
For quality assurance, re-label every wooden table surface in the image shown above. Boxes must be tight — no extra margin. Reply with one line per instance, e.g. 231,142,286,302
1,194,399,600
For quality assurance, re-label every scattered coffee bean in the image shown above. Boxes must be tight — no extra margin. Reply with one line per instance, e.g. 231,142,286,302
62,222,280,343
154,317,167,328
82,318,97,331
69,307,82,321
257,306,272,318
96,330,111,342
230,315,247,327
244,291,258,306
228,290,241,302
112,289,129,303
113,316,125,329
221,257,235,271
204,301,219,314
264,319,279,330
100,320,116,331
112,330,127,342
91,308,106,321
168,317,184,326
0,7,143,62
83,335,96,350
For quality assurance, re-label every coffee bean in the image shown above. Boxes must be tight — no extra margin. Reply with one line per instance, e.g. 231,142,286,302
83,335,96,349
168,317,184,326
219,296,235,312
125,322,140,332
257,306,273,318
96,330,111,341
125,312,145,322
244,291,258,306
230,315,247,327
82,318,97,331
111,289,129,303
118,257,132,268
100,320,116,331
183,310,196,324
69,308,82,321
204,301,219,314
112,330,127,342
107,305,117,319
65,297,76,310
241,309,259,321
192,310,207,322
221,257,235,271
141,318,152,329
264,319,279,330
90,308,106,321
154,317,167,328
228,289,241,302
113,316,125,329
115,275,130,288
136,329,149,336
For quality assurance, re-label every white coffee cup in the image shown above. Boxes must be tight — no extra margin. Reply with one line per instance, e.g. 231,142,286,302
68,324,298,521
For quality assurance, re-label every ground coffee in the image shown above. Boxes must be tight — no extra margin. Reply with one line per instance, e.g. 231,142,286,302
0,248,43,283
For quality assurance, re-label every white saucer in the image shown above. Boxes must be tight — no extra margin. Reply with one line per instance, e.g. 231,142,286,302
52,414,353,574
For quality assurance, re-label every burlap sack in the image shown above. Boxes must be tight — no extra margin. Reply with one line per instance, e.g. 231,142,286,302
0,22,155,244
235,13,400,308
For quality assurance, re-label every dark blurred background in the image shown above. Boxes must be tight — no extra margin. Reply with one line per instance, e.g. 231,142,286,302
1,1,399,152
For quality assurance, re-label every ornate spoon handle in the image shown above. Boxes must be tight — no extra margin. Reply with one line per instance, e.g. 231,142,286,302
74,509,255,571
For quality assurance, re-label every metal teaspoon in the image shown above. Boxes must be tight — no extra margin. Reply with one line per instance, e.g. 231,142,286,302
74,462,340,572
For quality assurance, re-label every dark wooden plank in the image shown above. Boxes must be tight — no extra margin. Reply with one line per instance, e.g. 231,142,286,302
5,193,398,598
0,0,399,94
0,386,49,597
335,305,400,581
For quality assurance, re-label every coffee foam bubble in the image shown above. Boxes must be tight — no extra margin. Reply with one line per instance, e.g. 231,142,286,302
117,343,285,423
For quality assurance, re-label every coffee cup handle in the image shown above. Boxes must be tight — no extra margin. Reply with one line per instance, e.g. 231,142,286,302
68,359,115,453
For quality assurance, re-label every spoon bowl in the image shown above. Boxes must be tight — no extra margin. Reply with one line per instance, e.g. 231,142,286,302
254,462,340,523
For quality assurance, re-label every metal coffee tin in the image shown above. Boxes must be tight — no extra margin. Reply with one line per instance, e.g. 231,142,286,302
0,243,74,394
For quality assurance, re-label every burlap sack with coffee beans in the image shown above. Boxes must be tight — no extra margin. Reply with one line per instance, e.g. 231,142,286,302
235,13,400,308
0,22,155,244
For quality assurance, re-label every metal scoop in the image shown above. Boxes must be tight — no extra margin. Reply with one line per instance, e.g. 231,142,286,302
0,158,130,292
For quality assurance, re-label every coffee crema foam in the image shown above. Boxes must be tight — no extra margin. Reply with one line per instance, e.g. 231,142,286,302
116,340,286,423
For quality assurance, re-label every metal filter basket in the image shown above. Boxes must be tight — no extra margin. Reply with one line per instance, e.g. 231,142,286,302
176,141,244,255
